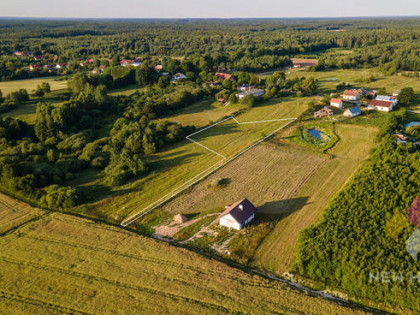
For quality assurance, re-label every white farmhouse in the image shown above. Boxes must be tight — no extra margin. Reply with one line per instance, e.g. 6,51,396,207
370,99,394,112
342,90,360,101
219,198,256,230
330,98,343,109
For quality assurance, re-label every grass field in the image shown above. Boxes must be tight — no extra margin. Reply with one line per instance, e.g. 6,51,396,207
108,84,142,96
285,69,420,97
0,77,67,95
0,194,368,315
80,97,309,223
158,100,242,127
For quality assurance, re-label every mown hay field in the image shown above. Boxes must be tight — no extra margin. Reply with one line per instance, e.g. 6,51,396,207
0,77,67,95
252,123,377,273
161,122,377,274
0,195,367,315
82,97,309,222
0,193,46,234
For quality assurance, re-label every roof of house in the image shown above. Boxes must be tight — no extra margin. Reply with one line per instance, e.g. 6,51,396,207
330,98,342,103
408,196,420,227
370,99,392,108
215,73,233,80
376,95,396,102
238,88,265,97
347,107,362,114
221,198,256,224
343,90,360,96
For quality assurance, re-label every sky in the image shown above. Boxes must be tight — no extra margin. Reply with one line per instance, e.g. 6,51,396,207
0,0,419,19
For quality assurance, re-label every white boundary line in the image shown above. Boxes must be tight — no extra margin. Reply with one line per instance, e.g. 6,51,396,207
121,116,296,226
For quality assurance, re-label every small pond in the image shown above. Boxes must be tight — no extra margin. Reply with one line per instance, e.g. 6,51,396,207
308,128,324,140
405,121,420,129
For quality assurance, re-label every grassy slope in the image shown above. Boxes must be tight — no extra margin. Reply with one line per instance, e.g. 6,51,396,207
0,194,367,315
0,77,67,95
158,100,242,127
81,97,309,222
252,124,377,274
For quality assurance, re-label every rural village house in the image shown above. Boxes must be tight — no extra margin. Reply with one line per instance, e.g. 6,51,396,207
215,72,234,81
330,98,343,109
237,88,265,99
375,95,398,106
172,73,187,82
370,99,394,112
343,107,362,118
219,198,257,230
343,90,360,101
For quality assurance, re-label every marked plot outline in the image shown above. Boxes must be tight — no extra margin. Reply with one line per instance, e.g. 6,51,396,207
121,115,297,227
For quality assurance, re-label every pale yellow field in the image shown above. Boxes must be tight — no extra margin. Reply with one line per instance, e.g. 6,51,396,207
251,124,377,274
0,193,46,234
0,77,67,95
0,193,367,315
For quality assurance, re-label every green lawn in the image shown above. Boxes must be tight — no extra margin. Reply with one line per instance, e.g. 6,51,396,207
285,69,420,98
108,84,142,96
0,77,67,95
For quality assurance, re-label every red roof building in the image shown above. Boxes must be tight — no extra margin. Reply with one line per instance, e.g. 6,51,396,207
330,98,343,109
370,99,394,112
215,72,233,81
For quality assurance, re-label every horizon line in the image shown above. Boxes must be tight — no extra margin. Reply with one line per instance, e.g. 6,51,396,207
0,15,420,20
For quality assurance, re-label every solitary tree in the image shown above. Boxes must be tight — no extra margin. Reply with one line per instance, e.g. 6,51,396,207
398,87,415,107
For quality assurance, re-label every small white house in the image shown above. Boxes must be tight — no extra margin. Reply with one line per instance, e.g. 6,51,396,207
330,98,343,109
219,198,256,230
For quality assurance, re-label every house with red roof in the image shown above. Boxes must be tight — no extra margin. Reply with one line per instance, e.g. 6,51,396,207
219,198,257,230
343,90,360,101
330,98,343,109
215,72,233,81
370,99,394,112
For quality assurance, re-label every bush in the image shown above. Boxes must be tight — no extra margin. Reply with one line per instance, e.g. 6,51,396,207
40,185,79,209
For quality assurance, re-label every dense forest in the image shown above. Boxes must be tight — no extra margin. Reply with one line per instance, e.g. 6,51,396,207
1,18,420,80
293,113,420,310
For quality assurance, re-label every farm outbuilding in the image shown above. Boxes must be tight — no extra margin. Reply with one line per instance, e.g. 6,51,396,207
343,107,362,118
174,214,188,224
219,198,256,230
